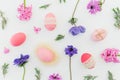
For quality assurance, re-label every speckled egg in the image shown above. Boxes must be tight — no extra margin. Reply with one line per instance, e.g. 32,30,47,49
45,13,56,31
92,28,107,41
81,53,95,69
37,47,55,63
10,32,26,46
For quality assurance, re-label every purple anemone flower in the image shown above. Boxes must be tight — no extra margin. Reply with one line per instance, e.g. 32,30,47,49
14,54,29,66
65,45,78,57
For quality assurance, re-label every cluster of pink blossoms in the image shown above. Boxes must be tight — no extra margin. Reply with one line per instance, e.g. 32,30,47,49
17,4,32,21
101,48,120,63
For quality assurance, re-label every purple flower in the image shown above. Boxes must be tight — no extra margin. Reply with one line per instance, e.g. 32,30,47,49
78,26,86,33
87,0,101,14
101,48,120,63
69,26,80,36
69,26,86,36
49,73,62,80
65,45,78,57
14,54,29,66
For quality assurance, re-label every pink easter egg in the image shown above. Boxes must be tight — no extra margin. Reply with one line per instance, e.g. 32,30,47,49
45,13,56,31
81,53,95,69
10,32,26,46
37,47,55,63
92,28,107,41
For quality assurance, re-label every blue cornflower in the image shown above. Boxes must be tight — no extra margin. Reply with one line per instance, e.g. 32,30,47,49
65,45,78,57
14,54,29,66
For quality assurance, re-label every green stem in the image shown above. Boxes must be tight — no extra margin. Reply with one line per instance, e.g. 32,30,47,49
100,0,105,4
69,57,72,80
72,0,80,18
22,66,26,80
24,0,26,7
117,54,120,56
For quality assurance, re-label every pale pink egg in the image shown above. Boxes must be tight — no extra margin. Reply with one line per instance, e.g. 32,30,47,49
10,32,26,46
92,28,107,41
45,13,56,31
37,47,55,63
81,53,95,69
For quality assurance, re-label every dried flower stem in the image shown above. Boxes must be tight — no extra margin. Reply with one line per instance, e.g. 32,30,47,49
22,66,26,80
69,57,72,80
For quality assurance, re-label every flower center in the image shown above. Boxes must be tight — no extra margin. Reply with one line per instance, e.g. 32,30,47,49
107,53,111,56
53,76,57,79
90,5,94,9
69,48,73,52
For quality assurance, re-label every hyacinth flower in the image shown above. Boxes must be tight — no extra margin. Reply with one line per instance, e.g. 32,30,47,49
101,48,120,63
65,45,78,80
14,54,29,80
87,0,106,14
69,0,86,36
48,73,62,80
17,0,32,21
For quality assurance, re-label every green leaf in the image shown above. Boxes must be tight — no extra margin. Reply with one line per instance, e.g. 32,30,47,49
59,0,66,3
113,7,120,29
0,10,7,30
2,63,9,78
108,71,114,80
84,75,97,80
55,34,64,41
35,68,41,80
69,17,78,25
39,4,50,9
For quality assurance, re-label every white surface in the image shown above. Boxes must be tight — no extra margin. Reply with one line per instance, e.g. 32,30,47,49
0,0,120,80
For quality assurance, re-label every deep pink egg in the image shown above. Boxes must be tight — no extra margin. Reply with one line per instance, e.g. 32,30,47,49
10,32,26,46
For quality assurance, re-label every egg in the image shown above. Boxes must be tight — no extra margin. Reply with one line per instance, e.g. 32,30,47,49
92,28,107,41
45,13,56,31
37,47,55,63
81,53,95,69
10,32,26,46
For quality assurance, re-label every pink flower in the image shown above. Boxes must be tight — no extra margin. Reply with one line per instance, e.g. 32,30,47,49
49,73,62,80
87,0,101,14
17,4,32,21
101,48,120,63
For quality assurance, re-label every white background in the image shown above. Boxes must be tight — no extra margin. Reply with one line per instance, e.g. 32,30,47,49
0,0,120,80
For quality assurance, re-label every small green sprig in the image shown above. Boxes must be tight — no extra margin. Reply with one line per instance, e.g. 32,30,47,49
108,71,114,80
84,75,97,80
0,10,7,30
55,34,64,41
2,63,9,78
39,4,50,9
35,68,41,80
59,0,66,3
113,7,120,29
69,18,78,25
